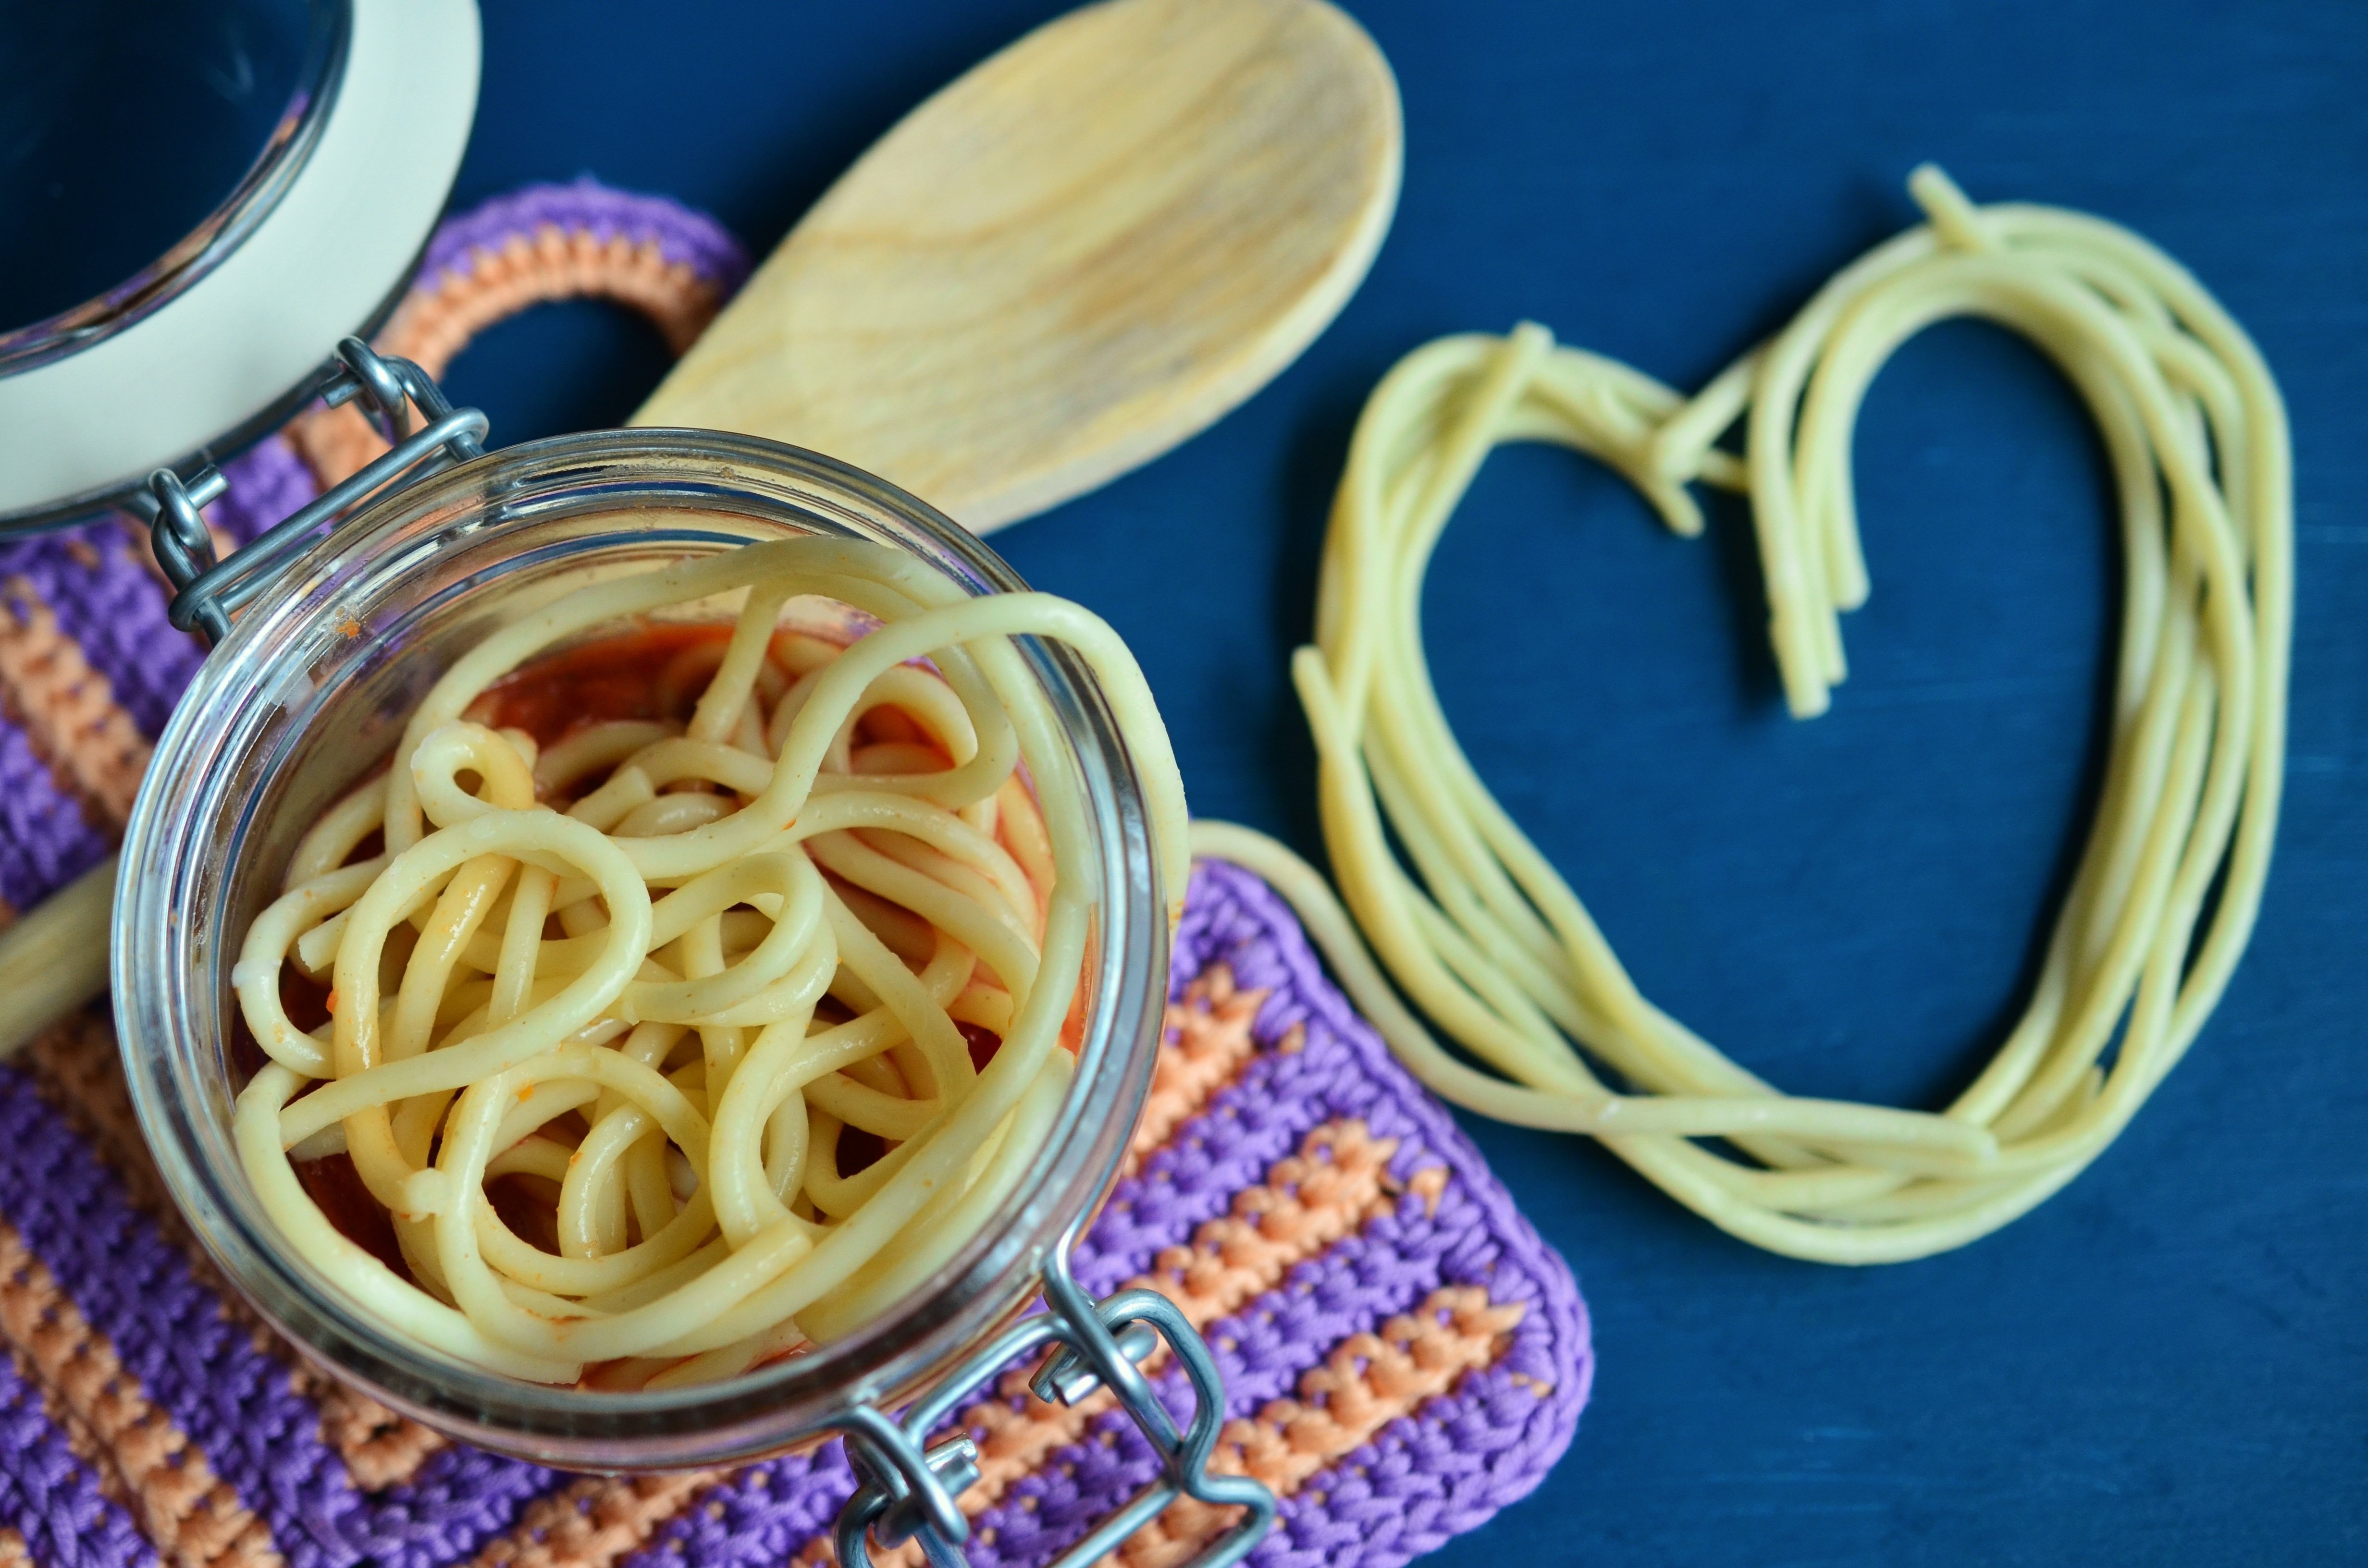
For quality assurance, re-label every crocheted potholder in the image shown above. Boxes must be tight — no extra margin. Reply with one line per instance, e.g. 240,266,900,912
0,184,1590,1568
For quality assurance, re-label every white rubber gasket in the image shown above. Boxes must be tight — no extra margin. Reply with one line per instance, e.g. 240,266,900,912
0,0,480,520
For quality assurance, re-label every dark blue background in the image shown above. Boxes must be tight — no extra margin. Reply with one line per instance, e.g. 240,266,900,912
444,3,2368,1563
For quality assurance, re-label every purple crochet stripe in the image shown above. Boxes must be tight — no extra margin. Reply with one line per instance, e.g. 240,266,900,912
1258,1357,1578,1568
976,1295,1577,1568
209,435,321,548
1025,1328,1581,1568
626,861,1590,1568
0,1066,555,1568
1079,865,1531,1299
618,1446,849,1568
1177,863,1591,1566
419,179,752,293
969,862,1590,1568
0,526,198,739
0,725,103,915
957,1198,1504,1563
0,441,312,914
0,1352,156,1568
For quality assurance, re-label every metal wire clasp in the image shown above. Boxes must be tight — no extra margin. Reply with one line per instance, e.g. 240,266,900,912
135,338,489,647
832,1230,1275,1568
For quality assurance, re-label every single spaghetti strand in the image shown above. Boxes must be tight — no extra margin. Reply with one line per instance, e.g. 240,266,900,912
1198,165,2290,1262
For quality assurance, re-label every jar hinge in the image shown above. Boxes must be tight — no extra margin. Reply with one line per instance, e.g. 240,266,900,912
130,338,489,647
831,1226,1276,1568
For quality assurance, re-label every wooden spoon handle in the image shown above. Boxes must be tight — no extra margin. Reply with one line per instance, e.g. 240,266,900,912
0,856,115,1058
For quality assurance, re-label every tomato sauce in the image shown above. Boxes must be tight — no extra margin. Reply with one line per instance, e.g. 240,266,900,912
467,622,951,765
469,621,736,748
960,1021,1001,1073
295,1152,407,1275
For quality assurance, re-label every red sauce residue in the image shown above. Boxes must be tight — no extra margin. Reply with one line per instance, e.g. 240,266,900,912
862,705,925,746
225,966,327,1087
294,1152,407,1275
281,966,331,1034
469,621,973,767
959,1022,1001,1073
489,1174,562,1255
1058,939,1094,1056
469,621,737,747
837,1127,886,1177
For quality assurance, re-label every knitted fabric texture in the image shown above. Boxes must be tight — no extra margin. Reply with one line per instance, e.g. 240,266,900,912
0,864,1589,1568
289,179,752,487
0,180,1591,1566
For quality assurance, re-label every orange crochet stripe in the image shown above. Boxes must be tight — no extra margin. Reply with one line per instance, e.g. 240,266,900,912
26,1014,186,1221
311,1385,449,1496
289,227,731,490
464,964,1275,1568
1124,965,1280,1176
0,1221,281,1568
0,578,150,828
21,1016,447,1492
0,1526,28,1568
1114,1287,1531,1568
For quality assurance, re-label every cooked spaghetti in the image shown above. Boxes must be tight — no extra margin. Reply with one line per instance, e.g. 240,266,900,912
1198,166,2292,1262
232,535,1187,1386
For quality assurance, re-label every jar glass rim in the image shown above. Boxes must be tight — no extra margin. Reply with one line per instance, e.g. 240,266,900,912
112,428,1167,1467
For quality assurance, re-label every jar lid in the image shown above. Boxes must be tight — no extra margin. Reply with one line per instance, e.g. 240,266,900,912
0,0,479,533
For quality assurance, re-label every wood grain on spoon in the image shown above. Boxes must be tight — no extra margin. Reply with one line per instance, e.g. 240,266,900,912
632,0,1401,531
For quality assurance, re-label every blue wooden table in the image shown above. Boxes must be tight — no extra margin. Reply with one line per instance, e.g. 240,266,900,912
450,3,2368,1561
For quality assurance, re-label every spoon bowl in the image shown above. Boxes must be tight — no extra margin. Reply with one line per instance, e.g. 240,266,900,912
633,0,1401,531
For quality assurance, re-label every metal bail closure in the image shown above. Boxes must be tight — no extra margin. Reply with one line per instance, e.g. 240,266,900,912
137,337,490,649
831,1228,1277,1568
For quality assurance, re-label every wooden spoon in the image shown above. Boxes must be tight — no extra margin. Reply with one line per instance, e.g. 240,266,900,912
0,0,1400,1054
635,0,1401,529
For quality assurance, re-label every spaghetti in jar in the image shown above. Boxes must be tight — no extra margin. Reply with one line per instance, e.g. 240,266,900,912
230,537,1188,1390
116,433,1178,1470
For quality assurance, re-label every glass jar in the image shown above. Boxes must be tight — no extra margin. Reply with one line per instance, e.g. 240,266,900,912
113,348,1270,1568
